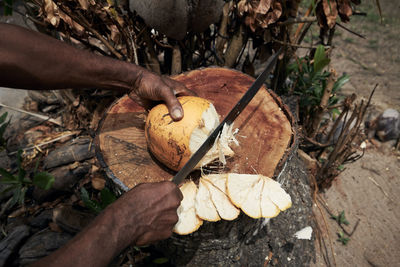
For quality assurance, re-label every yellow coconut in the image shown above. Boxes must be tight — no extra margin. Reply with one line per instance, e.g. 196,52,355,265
145,96,237,171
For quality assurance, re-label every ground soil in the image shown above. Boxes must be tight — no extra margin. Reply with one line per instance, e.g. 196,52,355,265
309,0,400,266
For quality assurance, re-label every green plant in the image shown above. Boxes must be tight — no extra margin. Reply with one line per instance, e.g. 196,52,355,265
285,45,349,126
0,112,10,152
80,187,117,214
2,0,14,15
337,231,350,245
331,210,350,226
0,150,55,207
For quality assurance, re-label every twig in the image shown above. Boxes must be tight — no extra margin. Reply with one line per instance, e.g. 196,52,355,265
310,173,337,266
293,4,313,43
263,251,273,267
317,195,360,237
8,131,80,155
272,38,331,50
336,23,366,39
0,103,62,126
71,10,123,59
368,177,393,201
278,16,317,26
309,73,336,138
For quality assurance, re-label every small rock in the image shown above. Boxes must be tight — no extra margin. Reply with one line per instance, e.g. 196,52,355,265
0,225,30,267
29,210,53,229
18,229,73,266
375,109,400,142
43,137,95,170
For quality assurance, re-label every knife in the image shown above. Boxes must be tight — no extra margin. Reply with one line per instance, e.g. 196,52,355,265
172,48,282,185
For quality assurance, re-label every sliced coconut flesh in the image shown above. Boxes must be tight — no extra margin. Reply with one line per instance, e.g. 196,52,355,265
202,176,240,221
240,177,264,218
260,181,280,218
195,179,221,221
174,181,203,235
226,173,261,208
263,177,292,211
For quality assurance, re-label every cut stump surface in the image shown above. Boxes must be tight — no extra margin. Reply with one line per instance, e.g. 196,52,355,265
96,67,294,191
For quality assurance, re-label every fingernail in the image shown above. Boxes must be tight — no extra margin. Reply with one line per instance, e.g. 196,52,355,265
171,108,182,119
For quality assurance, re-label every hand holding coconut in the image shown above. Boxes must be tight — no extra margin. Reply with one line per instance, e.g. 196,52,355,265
129,71,196,121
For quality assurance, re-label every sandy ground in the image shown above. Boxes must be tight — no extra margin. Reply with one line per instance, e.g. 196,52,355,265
310,0,400,266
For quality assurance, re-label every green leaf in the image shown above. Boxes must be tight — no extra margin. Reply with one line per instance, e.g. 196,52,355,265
10,184,22,208
16,150,26,182
4,0,13,16
19,187,27,205
313,45,330,73
153,258,169,264
33,172,55,190
80,188,102,214
339,210,350,225
100,188,117,209
0,112,7,124
337,231,350,245
33,156,41,174
332,74,350,93
0,168,19,184
337,165,345,171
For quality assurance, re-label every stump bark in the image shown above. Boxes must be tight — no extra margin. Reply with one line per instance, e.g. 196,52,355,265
95,67,314,266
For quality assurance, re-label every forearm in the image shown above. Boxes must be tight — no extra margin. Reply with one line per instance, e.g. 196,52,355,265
0,23,143,91
30,207,133,267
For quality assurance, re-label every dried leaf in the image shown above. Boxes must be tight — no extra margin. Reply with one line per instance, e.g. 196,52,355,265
322,0,338,28
256,0,272,15
237,0,249,15
337,0,353,22
78,0,89,10
108,24,121,43
44,0,60,27
58,9,85,35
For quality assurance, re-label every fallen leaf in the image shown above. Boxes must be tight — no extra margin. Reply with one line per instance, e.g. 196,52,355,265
256,0,272,14
322,0,338,28
337,0,353,22
78,0,89,10
44,0,60,27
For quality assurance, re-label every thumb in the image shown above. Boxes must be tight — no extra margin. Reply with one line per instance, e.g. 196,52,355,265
159,87,183,121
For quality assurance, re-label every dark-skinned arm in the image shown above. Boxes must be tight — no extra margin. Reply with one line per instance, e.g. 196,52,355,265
0,23,193,120
30,181,182,267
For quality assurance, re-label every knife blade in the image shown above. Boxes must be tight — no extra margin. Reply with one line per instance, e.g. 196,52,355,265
172,48,282,185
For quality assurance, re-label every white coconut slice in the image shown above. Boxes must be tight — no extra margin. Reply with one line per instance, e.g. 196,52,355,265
173,181,203,235
263,176,292,211
260,181,280,218
195,179,221,221
205,174,228,193
226,173,261,208
202,177,240,221
240,177,264,218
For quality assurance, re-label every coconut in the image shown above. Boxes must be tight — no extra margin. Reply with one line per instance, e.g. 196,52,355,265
145,96,238,171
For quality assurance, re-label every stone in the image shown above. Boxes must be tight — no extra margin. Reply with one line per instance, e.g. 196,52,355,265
29,209,53,229
18,229,73,266
0,225,30,266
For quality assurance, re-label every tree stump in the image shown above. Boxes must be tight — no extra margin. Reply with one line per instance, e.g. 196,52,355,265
95,68,314,266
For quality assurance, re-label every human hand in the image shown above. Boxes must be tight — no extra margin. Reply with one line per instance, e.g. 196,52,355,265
108,181,182,248
129,70,196,120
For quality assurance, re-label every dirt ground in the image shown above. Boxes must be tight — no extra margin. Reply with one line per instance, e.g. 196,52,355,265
310,0,400,266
